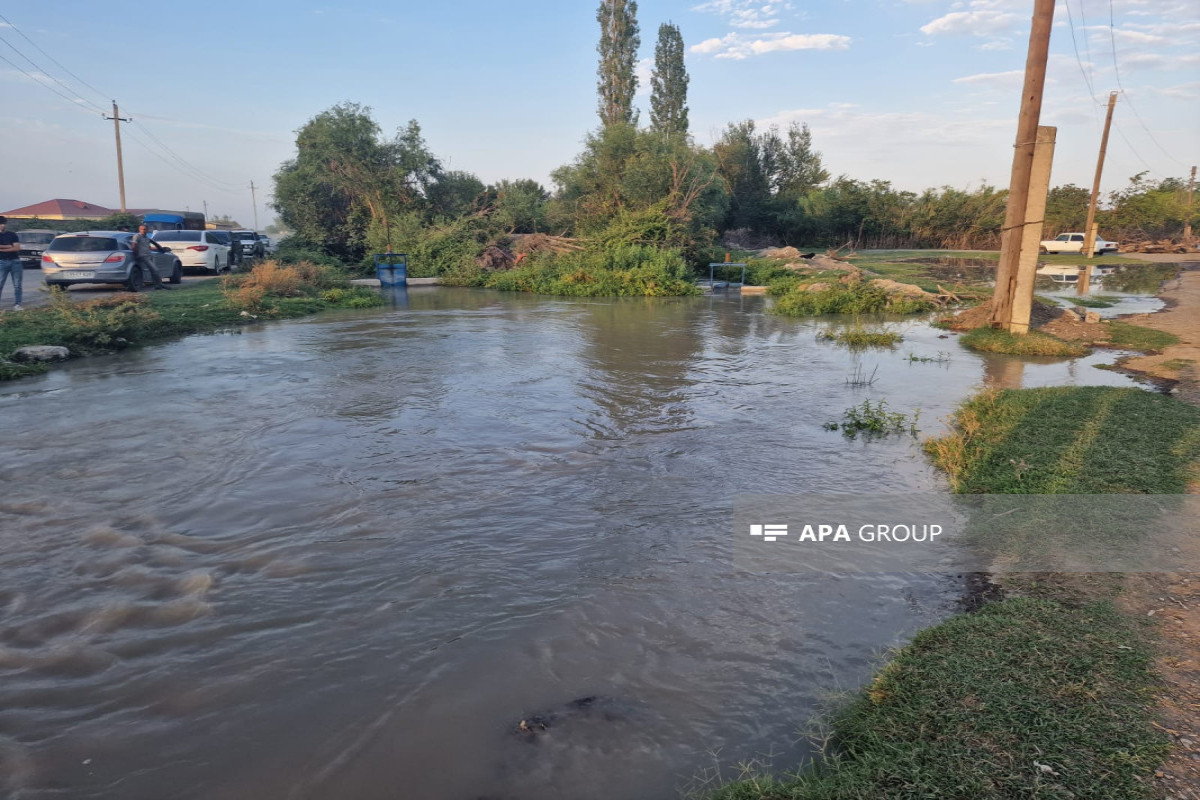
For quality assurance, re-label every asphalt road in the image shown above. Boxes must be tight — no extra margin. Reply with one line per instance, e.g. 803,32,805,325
6,266,220,310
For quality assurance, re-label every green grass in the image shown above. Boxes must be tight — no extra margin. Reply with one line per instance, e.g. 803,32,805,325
959,327,1090,358
818,327,902,349
0,276,385,381
1070,295,1118,308
925,386,1200,494
1159,358,1195,372
772,282,936,317
1104,321,1180,352
823,399,919,438
712,599,1166,800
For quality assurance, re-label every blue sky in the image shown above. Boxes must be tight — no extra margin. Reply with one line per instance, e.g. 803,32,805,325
2,0,1196,229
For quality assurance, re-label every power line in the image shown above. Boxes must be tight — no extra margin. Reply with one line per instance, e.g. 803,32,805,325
0,34,105,114
0,12,109,105
1063,0,1098,103
131,120,243,190
121,127,239,195
1107,0,1187,169
0,50,98,113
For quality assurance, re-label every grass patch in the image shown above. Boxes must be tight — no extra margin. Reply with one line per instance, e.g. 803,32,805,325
772,282,936,317
818,327,902,349
959,327,1089,358
1070,295,1118,308
711,598,1166,800
1159,358,1195,372
924,386,1200,494
823,399,919,438
0,262,385,379
1104,321,1179,353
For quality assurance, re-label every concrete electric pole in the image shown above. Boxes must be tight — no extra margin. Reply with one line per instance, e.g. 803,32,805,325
1082,92,1118,260
1185,166,1196,243
103,101,132,213
250,181,259,230
991,0,1056,330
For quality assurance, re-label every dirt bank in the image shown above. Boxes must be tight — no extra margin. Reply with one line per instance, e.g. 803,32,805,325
1116,255,1200,405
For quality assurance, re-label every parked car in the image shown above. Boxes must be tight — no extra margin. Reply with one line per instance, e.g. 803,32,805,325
206,229,241,270
17,229,65,268
151,229,232,274
41,231,182,290
257,233,276,255
1039,232,1119,255
232,230,264,259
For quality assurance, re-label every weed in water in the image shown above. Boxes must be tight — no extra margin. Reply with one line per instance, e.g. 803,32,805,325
906,351,951,363
844,363,879,386
819,326,902,349
826,399,919,438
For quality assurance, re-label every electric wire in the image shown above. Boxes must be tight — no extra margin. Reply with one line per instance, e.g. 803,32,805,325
0,50,98,113
0,12,110,106
1107,0,1188,169
131,120,243,190
1064,0,1098,103
0,34,106,114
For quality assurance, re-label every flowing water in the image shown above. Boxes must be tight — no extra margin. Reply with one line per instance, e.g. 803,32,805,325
0,288,1142,800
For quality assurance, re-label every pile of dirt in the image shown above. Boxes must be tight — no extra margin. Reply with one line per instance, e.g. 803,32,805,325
760,246,803,260
476,245,516,272
870,278,938,300
1118,239,1200,255
943,299,1066,332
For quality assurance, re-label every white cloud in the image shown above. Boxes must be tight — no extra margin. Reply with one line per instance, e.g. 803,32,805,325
953,69,1024,87
635,57,653,97
920,10,1021,36
1150,82,1200,100
978,39,1014,50
689,31,851,59
692,0,795,30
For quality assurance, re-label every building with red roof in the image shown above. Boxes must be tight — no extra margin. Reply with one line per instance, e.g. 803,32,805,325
0,199,117,220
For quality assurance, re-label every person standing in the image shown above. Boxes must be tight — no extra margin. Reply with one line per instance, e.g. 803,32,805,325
130,223,170,290
0,216,22,310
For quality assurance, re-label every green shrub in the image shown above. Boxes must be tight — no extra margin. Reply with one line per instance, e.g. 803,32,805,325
773,281,936,316
49,293,163,348
275,237,345,269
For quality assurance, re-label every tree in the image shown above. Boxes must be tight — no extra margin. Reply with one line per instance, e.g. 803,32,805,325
596,0,640,128
489,179,550,233
1044,184,1090,234
650,22,688,136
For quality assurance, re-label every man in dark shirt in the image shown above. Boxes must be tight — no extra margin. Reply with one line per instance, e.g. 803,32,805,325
0,216,22,310
130,223,170,290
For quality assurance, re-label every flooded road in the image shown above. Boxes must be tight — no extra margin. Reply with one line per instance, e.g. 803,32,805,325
0,289,1142,799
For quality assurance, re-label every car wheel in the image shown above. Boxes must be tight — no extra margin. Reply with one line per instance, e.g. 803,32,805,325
1038,246,1048,254
170,261,183,284
126,265,144,293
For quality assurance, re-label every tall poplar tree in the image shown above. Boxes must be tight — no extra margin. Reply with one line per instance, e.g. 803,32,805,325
596,0,640,128
649,22,689,136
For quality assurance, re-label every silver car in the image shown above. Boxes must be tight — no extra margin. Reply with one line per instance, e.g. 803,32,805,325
41,231,183,291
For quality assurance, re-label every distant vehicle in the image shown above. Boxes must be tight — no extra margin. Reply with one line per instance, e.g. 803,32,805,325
17,229,65,268
42,231,182,290
152,230,232,274
1039,232,1119,255
140,211,207,232
206,229,241,270
257,233,276,255
232,230,264,259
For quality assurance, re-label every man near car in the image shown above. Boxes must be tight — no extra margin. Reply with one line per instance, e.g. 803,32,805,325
0,216,22,310
130,223,170,290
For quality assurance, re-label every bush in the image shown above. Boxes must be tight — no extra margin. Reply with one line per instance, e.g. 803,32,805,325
447,244,701,297
48,292,162,348
773,281,936,316
274,237,346,268
221,259,361,311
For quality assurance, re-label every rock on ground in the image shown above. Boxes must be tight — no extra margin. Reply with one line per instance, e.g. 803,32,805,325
12,346,70,362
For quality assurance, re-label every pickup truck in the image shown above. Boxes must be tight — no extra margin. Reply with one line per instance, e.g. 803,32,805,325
1039,232,1119,255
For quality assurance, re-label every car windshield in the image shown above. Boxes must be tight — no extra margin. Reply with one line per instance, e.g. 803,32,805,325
1055,235,1071,241
47,237,121,252
153,231,202,242
18,232,56,246
233,232,256,241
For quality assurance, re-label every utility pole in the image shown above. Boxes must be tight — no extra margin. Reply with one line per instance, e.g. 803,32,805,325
249,181,259,230
1010,126,1056,334
1185,165,1196,243
103,101,132,212
1082,91,1118,260
991,0,1055,329
203,200,208,219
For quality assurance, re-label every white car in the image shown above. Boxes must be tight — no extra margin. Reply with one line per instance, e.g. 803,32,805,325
151,230,233,274
1039,232,1119,255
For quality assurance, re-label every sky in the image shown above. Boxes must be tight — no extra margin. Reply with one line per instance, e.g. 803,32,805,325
2,0,1197,230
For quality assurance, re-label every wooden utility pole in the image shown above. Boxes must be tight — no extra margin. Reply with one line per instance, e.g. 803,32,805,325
991,0,1056,329
1082,91,1118,260
103,101,132,213
1185,165,1196,243
250,180,259,230
1010,126,1056,334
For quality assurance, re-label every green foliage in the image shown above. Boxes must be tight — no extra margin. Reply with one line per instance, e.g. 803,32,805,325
488,179,550,234
824,399,919,437
274,236,346,268
714,119,829,234
48,293,163,348
1105,321,1180,352
1102,172,1196,241
389,213,499,278
649,22,688,135
320,287,387,308
596,0,640,127
959,327,1090,358
447,245,700,297
1044,183,1090,232
818,326,903,349
772,281,936,316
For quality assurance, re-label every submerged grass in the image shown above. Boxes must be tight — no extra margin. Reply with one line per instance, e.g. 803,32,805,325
818,327,902,349
959,327,1090,358
772,282,936,317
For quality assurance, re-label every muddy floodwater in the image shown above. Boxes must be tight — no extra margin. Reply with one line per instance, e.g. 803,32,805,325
0,289,1143,800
